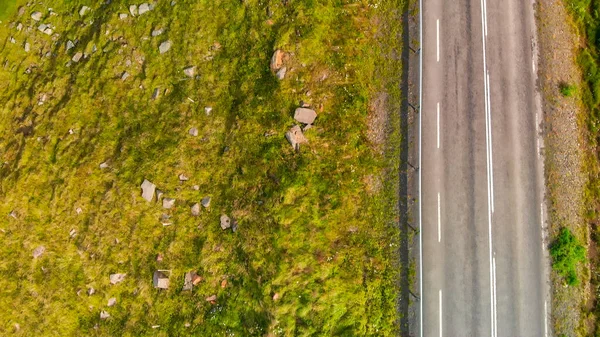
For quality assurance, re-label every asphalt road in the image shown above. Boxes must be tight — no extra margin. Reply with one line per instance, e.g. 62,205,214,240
419,0,550,336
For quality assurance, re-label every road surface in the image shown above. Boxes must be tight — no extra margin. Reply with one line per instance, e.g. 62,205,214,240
418,0,550,336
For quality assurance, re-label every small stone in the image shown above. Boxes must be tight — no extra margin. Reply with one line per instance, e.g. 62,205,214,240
184,323,190,328
79,6,90,16
162,198,175,209
159,40,171,54
140,179,156,202
191,203,200,216
153,270,170,289
205,294,217,302
220,214,231,230
160,214,171,226
156,253,163,262
109,273,126,285
88,287,95,295
152,88,160,100
37,23,47,32
129,5,138,16
192,185,200,191
303,124,313,132
179,174,189,181
138,3,150,15
155,189,164,201
18,6,25,17
152,325,160,329
24,42,30,52
100,310,110,319
204,106,212,115
72,52,83,63
66,40,75,51
273,293,280,301
107,298,117,307
232,219,238,232
192,274,203,285
31,11,42,21
294,108,317,124
221,279,227,288
183,271,196,291
151,28,163,36
285,125,308,151
69,228,77,238
119,13,128,20
99,162,109,169
183,66,195,77
9,37,15,44
14,323,20,332
270,49,285,72
43,27,53,35
171,0,176,6
76,207,83,214
16,22,23,31
189,127,198,136
121,71,129,81
201,196,211,208
276,66,286,80
32,245,45,258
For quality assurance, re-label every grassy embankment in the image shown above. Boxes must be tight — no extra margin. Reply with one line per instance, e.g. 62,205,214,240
562,0,600,334
0,0,405,335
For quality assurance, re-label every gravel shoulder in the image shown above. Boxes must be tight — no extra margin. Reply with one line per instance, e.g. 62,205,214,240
536,1,589,335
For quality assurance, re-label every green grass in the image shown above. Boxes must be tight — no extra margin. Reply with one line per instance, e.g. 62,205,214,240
0,0,405,335
560,82,578,97
0,1,17,21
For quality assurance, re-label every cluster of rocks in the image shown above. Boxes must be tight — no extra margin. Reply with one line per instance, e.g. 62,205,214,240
285,107,317,151
140,178,211,224
270,49,287,80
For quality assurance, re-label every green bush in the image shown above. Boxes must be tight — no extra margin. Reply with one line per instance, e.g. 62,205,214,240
559,83,577,97
550,228,586,286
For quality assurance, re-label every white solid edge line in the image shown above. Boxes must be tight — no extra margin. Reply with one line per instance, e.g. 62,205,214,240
437,102,440,149
493,255,498,337
436,19,440,62
438,193,441,242
544,300,548,337
418,0,423,334
439,289,443,337
479,0,495,335
487,72,495,214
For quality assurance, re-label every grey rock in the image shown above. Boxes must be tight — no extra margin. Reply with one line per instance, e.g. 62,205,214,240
18,6,25,17
32,245,45,258
138,3,150,15
159,40,171,54
9,37,15,44
276,66,286,80
43,27,53,35
183,66,195,77
171,0,176,6
152,88,160,100
37,23,47,32
79,6,90,16
140,179,156,202
285,125,308,151
162,198,175,209
107,297,117,307
183,271,194,291
201,196,211,208
129,5,138,16
16,23,23,31
205,294,217,302
121,71,129,81
151,28,163,36
270,49,285,72
119,13,128,20
179,174,189,181
24,42,30,52
88,287,95,295
31,11,42,21
100,310,110,319
153,270,170,289
109,273,126,285
66,40,75,51
192,185,200,190
293,108,317,124
72,52,83,63
204,106,212,115
69,228,77,238
220,214,231,230
160,213,171,226
99,162,109,169
191,203,200,216
155,189,164,201
189,127,198,136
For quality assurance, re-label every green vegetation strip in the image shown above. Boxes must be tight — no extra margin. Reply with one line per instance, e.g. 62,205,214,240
0,0,405,335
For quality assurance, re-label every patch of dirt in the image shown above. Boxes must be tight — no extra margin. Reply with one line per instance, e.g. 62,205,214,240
536,0,589,335
367,91,389,155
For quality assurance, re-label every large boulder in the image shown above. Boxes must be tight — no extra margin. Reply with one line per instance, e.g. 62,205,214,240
285,125,308,151
293,108,317,124
140,179,156,202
